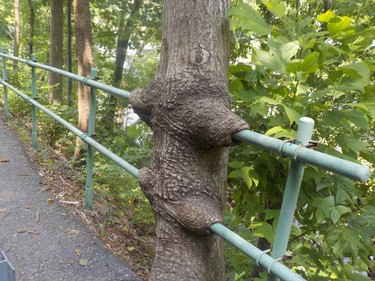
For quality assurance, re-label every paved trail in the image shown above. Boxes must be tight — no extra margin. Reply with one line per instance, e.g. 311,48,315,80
0,117,140,281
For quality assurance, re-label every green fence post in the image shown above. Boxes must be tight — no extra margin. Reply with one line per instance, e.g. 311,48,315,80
267,117,315,281
1,49,9,119
85,68,97,211
30,54,38,148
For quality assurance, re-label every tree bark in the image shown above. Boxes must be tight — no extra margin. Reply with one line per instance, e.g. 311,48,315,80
130,1,248,280
13,0,20,68
73,0,94,160
67,0,73,107
28,0,35,56
49,0,64,104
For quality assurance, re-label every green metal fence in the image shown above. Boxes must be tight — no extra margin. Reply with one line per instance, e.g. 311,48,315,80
0,50,371,281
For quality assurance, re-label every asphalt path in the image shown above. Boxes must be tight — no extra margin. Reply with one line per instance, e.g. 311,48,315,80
0,117,140,281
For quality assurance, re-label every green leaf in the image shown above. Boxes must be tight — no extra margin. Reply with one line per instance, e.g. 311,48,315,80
345,273,372,281
344,109,369,130
254,49,282,72
312,196,334,222
228,161,245,168
339,62,371,79
250,222,275,243
265,126,288,136
329,227,366,258
316,177,333,191
322,111,352,131
360,149,375,165
229,78,244,93
330,205,351,224
336,135,369,154
261,0,287,18
241,166,253,189
229,63,253,78
240,166,260,189
227,3,271,36
300,51,320,74
317,10,336,22
283,105,301,125
344,102,369,113
254,40,300,74
127,124,143,139
328,16,353,37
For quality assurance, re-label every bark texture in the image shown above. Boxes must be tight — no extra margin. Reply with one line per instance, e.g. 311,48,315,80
67,0,73,106
73,0,94,159
13,0,20,69
130,1,248,280
49,0,64,104
28,0,35,56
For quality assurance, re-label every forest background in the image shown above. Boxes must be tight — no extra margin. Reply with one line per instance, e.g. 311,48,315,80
0,0,374,280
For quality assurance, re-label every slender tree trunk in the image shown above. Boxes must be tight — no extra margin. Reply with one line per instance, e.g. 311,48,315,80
104,0,142,133
67,0,73,107
73,0,94,160
130,1,248,280
28,0,35,56
13,0,20,68
49,0,64,104
324,0,333,11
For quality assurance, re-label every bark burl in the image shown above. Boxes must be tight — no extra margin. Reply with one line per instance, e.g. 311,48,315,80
130,1,248,280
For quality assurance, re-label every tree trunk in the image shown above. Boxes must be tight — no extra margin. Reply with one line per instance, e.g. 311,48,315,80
13,0,20,68
324,0,333,12
49,0,64,104
104,0,142,133
130,1,248,280
67,0,73,107
28,0,35,56
73,0,94,160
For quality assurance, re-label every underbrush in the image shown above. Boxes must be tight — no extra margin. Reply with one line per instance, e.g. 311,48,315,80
0,99,155,279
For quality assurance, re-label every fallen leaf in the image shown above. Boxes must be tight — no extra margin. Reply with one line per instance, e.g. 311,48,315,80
35,211,40,223
47,198,55,204
79,259,90,266
75,248,81,256
17,229,38,235
0,208,8,213
0,158,10,163
126,246,135,253
66,229,80,235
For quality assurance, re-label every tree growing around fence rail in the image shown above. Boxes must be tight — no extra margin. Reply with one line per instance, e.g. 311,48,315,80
130,0,248,280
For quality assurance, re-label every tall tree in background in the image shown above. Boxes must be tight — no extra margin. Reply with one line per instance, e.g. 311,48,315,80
49,0,64,104
27,0,35,56
13,0,20,68
73,0,94,159
130,0,248,280
103,0,142,133
66,0,73,106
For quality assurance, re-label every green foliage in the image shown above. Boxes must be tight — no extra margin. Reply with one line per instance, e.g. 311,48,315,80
227,1,375,279
2,0,375,279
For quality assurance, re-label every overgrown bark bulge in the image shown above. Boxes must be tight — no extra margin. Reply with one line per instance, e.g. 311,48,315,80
130,1,248,280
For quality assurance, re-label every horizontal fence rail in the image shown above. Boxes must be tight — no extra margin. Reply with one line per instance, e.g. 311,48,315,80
0,51,371,281
1,52,370,183
232,130,370,182
0,79,139,178
0,52,132,100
